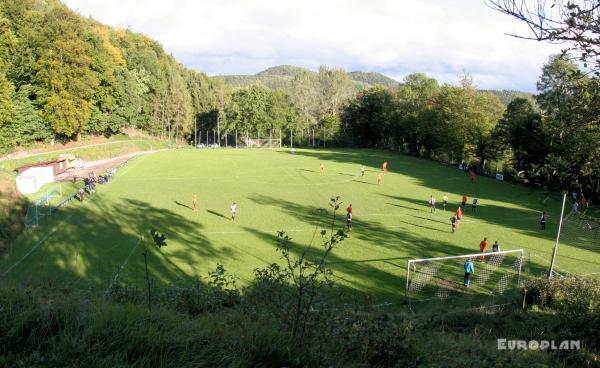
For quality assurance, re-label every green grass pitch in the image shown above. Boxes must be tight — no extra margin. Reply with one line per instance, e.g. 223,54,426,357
2,148,598,303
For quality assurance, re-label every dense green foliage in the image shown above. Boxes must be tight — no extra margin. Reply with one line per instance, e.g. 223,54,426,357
341,74,506,163
340,57,600,200
0,0,217,151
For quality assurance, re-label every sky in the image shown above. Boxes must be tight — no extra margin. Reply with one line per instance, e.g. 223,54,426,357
62,0,563,92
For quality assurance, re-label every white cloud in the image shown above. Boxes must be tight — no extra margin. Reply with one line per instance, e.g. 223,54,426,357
62,0,562,91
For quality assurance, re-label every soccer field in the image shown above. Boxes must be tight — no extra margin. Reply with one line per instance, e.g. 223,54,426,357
2,148,598,303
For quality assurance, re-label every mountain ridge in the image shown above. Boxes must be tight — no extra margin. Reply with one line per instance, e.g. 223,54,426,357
217,65,400,89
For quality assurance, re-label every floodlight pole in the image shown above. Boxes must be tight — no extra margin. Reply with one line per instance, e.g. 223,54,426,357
548,192,567,279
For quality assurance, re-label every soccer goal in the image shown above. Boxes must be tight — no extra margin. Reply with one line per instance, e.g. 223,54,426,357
549,207,600,278
245,138,282,148
406,249,525,307
24,185,63,227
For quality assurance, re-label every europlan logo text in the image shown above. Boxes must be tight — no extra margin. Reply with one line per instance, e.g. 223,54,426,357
498,339,581,350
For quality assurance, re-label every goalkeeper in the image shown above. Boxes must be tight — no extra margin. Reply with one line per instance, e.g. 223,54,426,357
463,258,474,287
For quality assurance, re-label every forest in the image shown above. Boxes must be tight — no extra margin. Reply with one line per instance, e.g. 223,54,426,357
0,0,598,198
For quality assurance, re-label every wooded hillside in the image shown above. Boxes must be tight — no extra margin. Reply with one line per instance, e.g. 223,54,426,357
0,0,218,151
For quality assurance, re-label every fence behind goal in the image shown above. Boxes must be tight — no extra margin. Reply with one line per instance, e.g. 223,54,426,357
406,249,525,309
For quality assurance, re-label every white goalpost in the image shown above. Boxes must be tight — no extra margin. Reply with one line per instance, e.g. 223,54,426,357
548,202,600,278
406,249,525,306
24,185,63,227
245,138,282,148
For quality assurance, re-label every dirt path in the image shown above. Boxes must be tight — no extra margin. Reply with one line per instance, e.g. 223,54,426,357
0,139,163,161
55,148,170,182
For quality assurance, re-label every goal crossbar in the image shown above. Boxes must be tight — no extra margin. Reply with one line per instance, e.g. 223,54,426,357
406,249,525,298
408,249,524,264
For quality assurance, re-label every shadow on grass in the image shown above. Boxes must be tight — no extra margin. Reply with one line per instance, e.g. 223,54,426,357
174,201,192,210
206,209,229,220
400,221,448,234
246,193,553,303
1,196,237,289
287,148,565,226
354,179,378,186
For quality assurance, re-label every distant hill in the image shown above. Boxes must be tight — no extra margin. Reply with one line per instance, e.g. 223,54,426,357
219,65,399,90
348,71,399,87
256,65,312,78
219,66,534,108
483,89,538,108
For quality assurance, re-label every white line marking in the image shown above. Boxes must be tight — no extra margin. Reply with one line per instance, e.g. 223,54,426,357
108,238,141,286
1,214,74,277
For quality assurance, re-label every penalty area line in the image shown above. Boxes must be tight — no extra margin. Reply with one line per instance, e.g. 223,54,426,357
1,214,74,277
107,238,141,288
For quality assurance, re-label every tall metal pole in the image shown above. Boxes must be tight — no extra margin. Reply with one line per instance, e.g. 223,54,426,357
405,261,411,301
194,117,197,147
548,192,567,279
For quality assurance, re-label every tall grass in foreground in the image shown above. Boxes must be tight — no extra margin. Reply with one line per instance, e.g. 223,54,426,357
1,271,598,367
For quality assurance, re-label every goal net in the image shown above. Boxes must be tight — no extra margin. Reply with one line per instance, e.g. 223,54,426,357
550,203,600,279
245,138,281,148
406,249,525,308
24,186,63,227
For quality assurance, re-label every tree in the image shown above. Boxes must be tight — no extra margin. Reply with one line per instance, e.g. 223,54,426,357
290,71,320,131
0,86,51,149
426,81,504,164
225,84,271,136
35,7,98,138
0,15,16,136
493,98,548,174
487,0,600,72
340,86,395,147
268,90,301,134
395,73,440,153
